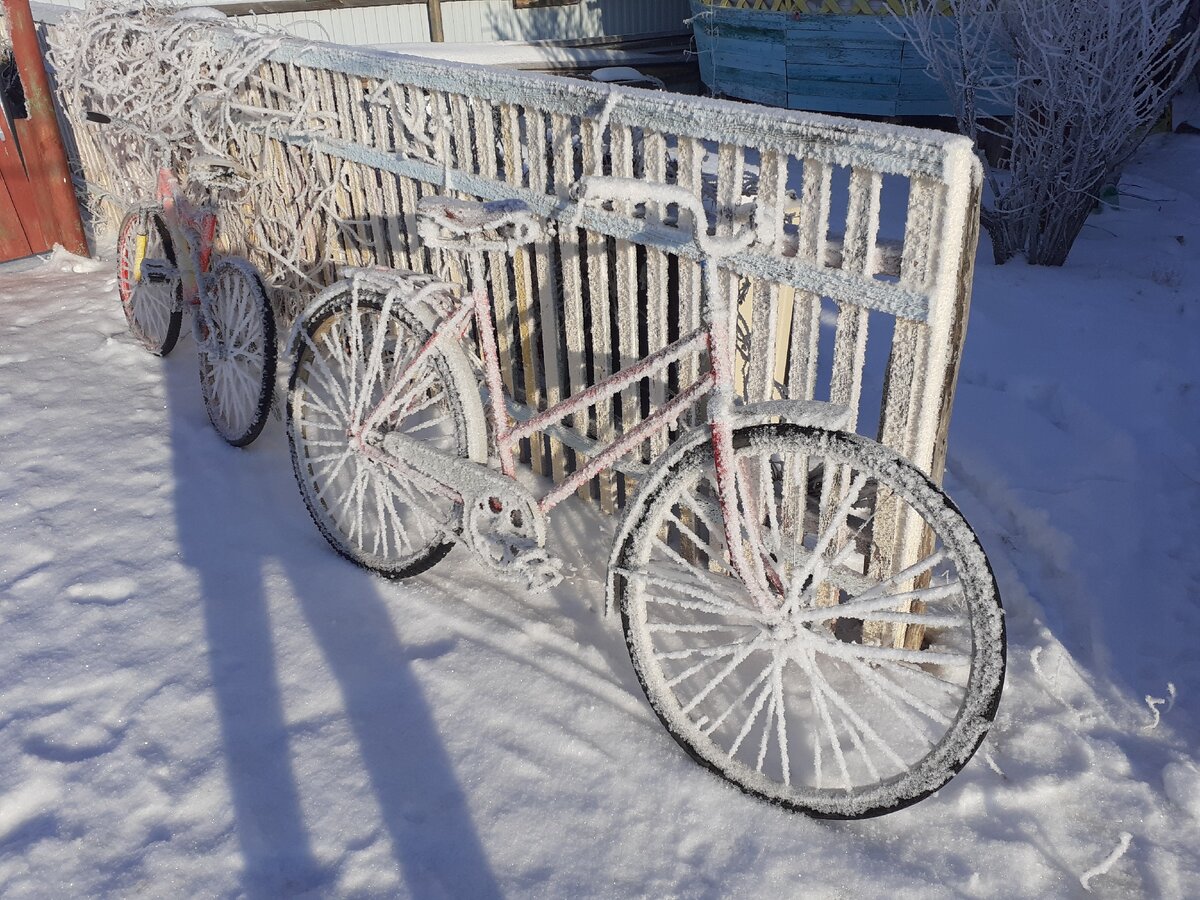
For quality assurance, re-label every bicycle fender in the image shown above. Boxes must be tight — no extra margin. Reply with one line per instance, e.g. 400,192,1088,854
287,274,488,466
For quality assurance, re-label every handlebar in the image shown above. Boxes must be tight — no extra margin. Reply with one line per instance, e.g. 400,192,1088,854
571,176,769,260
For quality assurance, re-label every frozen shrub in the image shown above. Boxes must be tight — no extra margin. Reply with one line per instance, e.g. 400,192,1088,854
895,0,1199,265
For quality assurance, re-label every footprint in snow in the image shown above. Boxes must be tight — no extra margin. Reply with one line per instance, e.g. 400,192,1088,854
21,706,128,763
66,577,136,606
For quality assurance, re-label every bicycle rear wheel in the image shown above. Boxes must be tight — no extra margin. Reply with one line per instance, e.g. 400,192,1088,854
611,424,1005,818
116,208,181,356
198,259,276,447
287,279,485,577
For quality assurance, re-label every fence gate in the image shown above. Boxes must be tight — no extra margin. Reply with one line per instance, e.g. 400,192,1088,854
0,0,87,262
0,65,53,261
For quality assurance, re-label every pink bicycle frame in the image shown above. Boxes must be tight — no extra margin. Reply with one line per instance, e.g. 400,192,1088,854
352,253,779,613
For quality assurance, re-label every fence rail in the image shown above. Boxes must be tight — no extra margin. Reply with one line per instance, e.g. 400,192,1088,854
49,13,982,509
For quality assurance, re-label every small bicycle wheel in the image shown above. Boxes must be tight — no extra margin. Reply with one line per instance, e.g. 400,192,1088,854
198,259,277,447
287,279,484,578
612,424,1005,819
116,208,181,356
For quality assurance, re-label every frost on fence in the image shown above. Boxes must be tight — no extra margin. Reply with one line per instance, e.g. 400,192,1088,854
49,0,984,499
49,1,353,322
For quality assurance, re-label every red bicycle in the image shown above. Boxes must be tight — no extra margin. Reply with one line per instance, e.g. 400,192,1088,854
115,152,276,447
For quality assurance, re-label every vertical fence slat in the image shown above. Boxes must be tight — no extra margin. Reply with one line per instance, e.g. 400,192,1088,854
581,116,617,513
470,96,520,431
745,149,788,404
610,123,642,483
370,84,411,271
828,167,880,426
502,102,546,474
715,142,744,404
675,136,705,423
525,109,567,482
551,112,592,497
643,130,671,459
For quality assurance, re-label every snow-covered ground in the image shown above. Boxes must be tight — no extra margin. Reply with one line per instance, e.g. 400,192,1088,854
2,127,1200,896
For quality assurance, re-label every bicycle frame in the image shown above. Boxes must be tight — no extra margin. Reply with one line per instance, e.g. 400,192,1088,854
351,249,782,614
129,168,217,311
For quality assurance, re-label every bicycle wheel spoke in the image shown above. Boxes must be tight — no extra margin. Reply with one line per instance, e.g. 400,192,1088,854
679,634,767,714
700,660,772,738
728,674,774,758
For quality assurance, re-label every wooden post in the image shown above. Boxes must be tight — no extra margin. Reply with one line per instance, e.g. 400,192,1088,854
3,0,88,255
426,0,445,42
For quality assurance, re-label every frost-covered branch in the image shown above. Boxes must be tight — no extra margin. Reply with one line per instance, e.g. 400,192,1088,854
894,0,1200,265
48,1,357,323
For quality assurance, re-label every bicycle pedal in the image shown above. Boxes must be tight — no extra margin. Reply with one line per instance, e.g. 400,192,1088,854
510,548,564,594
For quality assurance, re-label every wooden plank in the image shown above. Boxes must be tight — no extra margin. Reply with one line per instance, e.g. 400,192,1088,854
712,46,788,77
472,96,519,417
786,41,902,68
787,94,898,116
787,78,900,103
345,75,388,267
785,16,900,40
0,175,33,261
0,102,50,253
828,166,880,429
371,85,411,271
502,102,547,475
526,106,569,484
674,136,705,426
551,111,595,500
11,118,58,253
786,158,828,405
580,116,617,513
713,69,788,107
744,150,787,405
715,140,744,401
610,122,643,489
777,157,829,562
698,20,788,45
786,63,901,85
643,130,671,459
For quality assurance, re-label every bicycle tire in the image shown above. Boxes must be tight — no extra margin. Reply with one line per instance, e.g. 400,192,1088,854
611,424,1005,818
198,258,276,447
287,280,485,578
116,208,181,356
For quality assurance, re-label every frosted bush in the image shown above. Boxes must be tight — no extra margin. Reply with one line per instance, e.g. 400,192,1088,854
895,0,1199,265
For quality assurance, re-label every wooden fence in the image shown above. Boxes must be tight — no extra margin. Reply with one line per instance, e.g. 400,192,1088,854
50,18,982,513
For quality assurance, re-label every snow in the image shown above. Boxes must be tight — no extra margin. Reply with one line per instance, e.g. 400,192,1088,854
3,69,1200,897
371,42,672,73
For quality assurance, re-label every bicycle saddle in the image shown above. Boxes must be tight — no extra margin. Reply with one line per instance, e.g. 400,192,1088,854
416,197,545,252
189,154,251,193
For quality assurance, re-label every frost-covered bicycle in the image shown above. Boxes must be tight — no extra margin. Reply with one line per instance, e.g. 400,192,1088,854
113,129,276,447
284,180,1006,819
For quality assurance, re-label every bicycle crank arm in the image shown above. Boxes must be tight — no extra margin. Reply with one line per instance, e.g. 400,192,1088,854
380,431,561,591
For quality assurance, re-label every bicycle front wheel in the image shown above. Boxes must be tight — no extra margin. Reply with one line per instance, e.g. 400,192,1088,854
612,424,1005,818
198,259,276,447
116,208,181,356
287,281,484,578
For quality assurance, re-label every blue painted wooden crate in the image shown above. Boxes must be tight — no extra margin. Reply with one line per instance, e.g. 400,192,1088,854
690,3,1010,117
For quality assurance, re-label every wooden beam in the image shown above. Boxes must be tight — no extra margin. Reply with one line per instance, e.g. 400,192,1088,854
426,0,444,42
215,0,431,17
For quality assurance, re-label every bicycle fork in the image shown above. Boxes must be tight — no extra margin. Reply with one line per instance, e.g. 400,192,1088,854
701,260,785,620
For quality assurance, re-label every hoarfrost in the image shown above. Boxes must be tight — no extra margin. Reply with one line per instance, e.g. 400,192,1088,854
1078,831,1132,892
